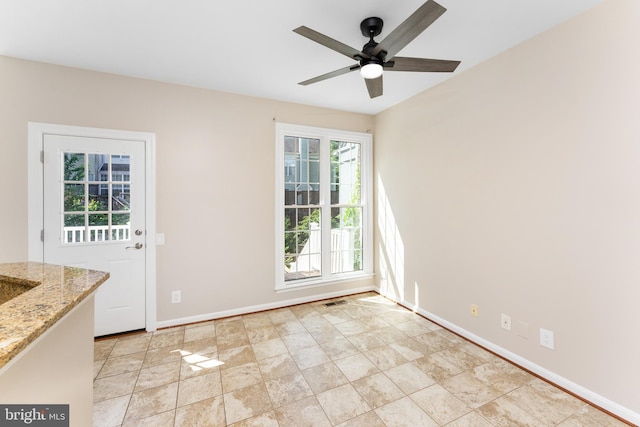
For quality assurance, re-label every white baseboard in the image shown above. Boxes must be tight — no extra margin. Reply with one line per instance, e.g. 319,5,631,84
155,285,376,330
382,292,639,426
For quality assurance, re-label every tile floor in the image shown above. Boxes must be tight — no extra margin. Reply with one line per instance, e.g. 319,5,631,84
93,292,629,426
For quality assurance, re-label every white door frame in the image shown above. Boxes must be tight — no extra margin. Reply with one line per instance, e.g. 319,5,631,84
27,122,157,333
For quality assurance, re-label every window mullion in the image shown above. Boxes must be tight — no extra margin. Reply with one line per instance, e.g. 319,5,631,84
319,136,332,280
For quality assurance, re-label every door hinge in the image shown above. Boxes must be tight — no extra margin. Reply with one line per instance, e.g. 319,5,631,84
40,229,44,242
40,150,44,163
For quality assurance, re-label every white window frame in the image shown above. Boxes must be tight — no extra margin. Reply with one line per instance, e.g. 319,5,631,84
275,122,373,291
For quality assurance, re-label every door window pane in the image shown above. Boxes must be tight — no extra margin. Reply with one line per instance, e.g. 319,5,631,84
64,153,85,181
61,151,132,244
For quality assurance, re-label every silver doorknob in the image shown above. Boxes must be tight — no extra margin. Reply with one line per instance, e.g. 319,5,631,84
126,242,143,250
135,229,143,236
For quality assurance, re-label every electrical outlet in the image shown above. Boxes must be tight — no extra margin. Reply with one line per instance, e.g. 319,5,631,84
470,304,478,317
501,313,511,331
540,328,554,349
171,290,181,304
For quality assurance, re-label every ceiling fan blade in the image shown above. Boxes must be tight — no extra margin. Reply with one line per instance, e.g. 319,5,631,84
365,76,383,98
298,64,359,86
372,0,446,59
294,26,367,60
385,57,460,72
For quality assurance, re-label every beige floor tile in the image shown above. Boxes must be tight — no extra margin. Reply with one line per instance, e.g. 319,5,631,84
322,309,353,325
94,359,106,379
122,410,175,426
93,370,138,402
216,319,246,336
217,331,251,350
413,351,466,382
348,332,386,352
441,371,504,408
375,326,409,345
110,334,151,356
384,362,435,394
393,320,433,337
335,353,380,382
556,405,630,427
221,362,263,393
334,319,369,336
299,315,334,331
352,372,405,408
242,313,273,330
267,308,297,324
478,396,547,427
247,325,279,344
415,331,457,353
223,382,273,425
175,395,225,426
229,410,279,427
290,345,330,370
252,337,288,360
265,371,313,407
319,335,361,360
317,383,371,425
92,293,630,427
149,328,184,349
389,338,429,361
183,323,216,342
257,353,300,381
472,359,531,394
410,383,471,425
445,411,494,427
507,378,586,425
142,345,183,368
176,370,222,408
274,396,332,427
335,410,387,427
274,319,306,336
307,324,344,344
124,382,179,423
365,345,408,370
180,337,217,356
93,394,130,427
375,396,438,427
94,339,117,360
180,353,223,380
302,362,349,394
437,346,488,372
281,330,317,352
98,351,146,378
218,345,257,370
135,360,181,392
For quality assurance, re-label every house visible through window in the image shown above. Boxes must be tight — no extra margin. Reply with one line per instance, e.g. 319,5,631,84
275,123,372,290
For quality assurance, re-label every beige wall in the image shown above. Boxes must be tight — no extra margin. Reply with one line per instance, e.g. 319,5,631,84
374,0,639,417
0,55,374,322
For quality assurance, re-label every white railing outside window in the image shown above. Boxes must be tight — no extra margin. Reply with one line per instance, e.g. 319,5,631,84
63,224,130,243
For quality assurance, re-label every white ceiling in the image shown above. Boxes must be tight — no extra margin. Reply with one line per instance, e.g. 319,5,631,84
0,0,604,115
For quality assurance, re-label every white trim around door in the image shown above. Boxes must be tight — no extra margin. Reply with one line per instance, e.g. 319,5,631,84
27,122,157,333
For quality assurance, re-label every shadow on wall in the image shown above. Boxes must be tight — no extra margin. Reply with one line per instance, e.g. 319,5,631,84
377,174,407,304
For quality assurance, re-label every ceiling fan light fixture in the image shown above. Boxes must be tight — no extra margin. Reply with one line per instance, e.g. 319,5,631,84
360,61,383,79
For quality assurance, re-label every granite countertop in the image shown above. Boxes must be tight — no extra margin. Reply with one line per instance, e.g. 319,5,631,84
0,262,109,370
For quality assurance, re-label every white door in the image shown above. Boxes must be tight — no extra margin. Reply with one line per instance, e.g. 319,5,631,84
43,134,146,336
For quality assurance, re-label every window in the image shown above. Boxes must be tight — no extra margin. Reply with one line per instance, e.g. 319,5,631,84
275,123,372,290
62,152,131,243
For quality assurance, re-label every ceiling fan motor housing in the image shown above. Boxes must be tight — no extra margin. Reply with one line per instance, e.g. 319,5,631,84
360,17,383,38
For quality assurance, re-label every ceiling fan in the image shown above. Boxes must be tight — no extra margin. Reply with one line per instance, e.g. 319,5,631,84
293,0,461,99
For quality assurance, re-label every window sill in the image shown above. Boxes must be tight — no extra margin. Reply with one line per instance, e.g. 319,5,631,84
275,273,375,293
